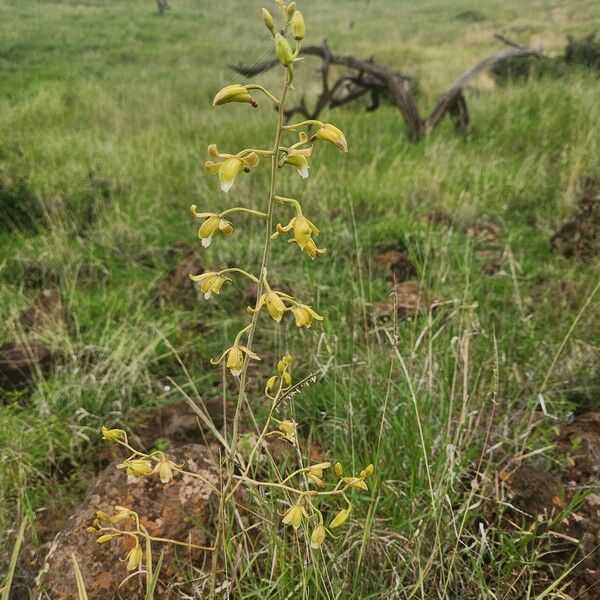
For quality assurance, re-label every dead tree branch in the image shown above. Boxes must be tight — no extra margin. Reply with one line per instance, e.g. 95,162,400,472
232,39,542,141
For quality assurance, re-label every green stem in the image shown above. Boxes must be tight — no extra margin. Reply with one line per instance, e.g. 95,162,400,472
245,84,281,107
218,267,259,283
282,119,324,130
274,194,303,214
219,207,268,219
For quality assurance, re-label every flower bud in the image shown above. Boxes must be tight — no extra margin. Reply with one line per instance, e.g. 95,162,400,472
126,545,143,571
96,533,115,544
310,524,326,549
265,375,277,394
291,10,305,41
213,84,257,108
262,8,275,33
286,2,296,18
334,462,344,477
274,32,294,67
315,123,348,153
330,507,351,529
118,459,153,478
158,459,174,484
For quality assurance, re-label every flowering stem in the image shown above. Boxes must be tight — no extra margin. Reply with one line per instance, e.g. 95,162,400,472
228,71,291,457
212,71,291,598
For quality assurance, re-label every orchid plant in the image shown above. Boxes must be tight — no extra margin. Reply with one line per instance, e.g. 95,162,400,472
90,1,373,593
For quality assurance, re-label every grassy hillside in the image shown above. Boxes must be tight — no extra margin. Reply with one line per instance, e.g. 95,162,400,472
1,0,599,597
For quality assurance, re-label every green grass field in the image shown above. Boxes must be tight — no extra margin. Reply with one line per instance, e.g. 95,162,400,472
1,0,599,597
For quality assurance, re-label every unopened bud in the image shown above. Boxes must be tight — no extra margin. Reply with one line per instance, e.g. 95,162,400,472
213,84,257,108
291,10,305,41
262,8,275,32
286,2,296,18
274,32,294,67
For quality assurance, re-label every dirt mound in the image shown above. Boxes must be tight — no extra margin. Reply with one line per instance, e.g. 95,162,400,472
551,181,600,260
0,337,52,391
505,412,600,598
19,288,64,331
371,248,417,283
374,282,441,322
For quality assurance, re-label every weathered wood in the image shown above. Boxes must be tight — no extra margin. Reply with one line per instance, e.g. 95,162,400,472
232,39,542,141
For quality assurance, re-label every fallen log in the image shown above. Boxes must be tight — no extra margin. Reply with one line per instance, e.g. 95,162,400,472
232,38,542,141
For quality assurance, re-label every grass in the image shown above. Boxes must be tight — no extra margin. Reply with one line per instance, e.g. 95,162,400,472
1,0,599,597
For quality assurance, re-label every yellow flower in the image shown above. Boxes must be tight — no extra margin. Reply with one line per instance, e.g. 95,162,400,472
211,345,260,377
291,10,305,41
277,419,296,443
276,215,325,259
330,507,351,529
291,303,324,328
265,375,277,394
213,84,257,108
283,148,311,179
315,123,348,153
250,289,290,322
205,152,259,193
282,501,308,529
125,544,143,571
310,524,326,549
189,272,231,300
117,459,153,478
360,464,374,478
342,463,374,491
307,462,331,487
101,426,126,443
195,214,233,247
277,353,293,374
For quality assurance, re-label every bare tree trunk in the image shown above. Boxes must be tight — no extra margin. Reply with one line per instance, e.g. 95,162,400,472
232,38,541,142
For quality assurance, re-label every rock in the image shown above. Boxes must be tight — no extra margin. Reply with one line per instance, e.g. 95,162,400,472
0,338,52,390
19,288,64,331
157,251,203,309
36,443,220,599
135,399,233,451
371,249,417,283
